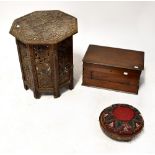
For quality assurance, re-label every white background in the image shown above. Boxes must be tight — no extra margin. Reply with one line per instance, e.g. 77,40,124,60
0,1,155,155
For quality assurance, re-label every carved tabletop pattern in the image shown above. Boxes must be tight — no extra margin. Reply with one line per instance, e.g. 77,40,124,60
10,10,77,44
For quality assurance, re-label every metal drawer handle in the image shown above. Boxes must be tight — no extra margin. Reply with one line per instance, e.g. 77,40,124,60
134,65,139,69
123,72,128,76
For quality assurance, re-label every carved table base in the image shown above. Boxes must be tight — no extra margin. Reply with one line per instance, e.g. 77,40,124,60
16,36,73,98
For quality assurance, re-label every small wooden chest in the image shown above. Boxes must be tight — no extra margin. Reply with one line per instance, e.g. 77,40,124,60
82,45,144,94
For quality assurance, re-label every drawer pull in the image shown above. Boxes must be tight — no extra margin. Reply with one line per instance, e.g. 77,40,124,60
123,72,128,76
134,65,139,69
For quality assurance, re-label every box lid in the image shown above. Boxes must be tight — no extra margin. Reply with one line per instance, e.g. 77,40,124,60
10,10,78,44
83,45,144,71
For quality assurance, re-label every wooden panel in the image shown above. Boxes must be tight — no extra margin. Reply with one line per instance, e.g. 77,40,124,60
17,40,34,90
84,63,140,85
57,36,73,85
83,63,140,94
83,77,139,94
91,71,137,85
33,44,53,89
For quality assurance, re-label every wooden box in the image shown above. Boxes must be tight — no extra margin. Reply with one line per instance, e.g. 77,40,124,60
82,45,144,94
10,10,78,98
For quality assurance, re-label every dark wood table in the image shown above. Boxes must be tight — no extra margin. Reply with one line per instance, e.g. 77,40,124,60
10,10,78,98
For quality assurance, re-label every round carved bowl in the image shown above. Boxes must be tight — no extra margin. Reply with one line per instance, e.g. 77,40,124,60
99,104,144,141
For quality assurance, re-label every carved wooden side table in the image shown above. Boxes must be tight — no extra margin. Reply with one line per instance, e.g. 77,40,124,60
10,10,78,98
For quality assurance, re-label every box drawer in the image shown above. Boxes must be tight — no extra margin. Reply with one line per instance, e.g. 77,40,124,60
82,63,141,94
83,63,140,85
83,77,139,94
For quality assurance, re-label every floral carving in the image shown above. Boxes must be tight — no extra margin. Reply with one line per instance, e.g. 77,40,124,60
33,45,53,88
58,37,72,84
19,41,33,89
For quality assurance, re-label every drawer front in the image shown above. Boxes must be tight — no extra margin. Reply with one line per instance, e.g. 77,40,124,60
83,63,140,85
82,63,141,94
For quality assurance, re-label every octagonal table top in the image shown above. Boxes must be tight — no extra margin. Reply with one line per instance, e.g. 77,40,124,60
10,10,78,44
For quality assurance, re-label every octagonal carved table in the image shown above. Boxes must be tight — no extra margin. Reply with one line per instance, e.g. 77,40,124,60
10,10,78,98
